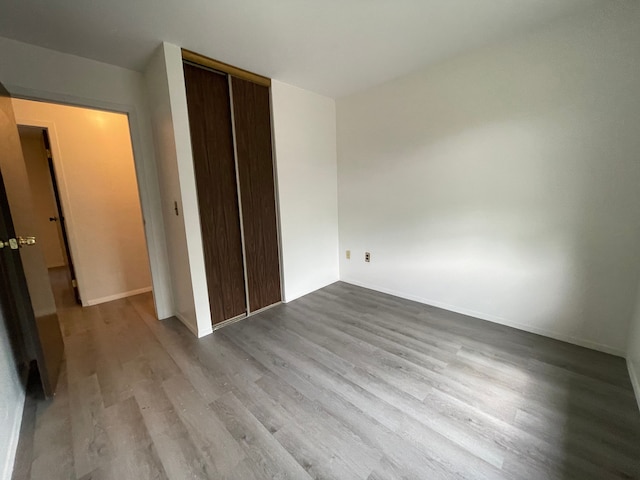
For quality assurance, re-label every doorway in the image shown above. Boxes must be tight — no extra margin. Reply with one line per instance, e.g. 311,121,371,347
13,98,153,312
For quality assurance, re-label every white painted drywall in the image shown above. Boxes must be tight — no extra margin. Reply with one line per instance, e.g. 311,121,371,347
0,36,173,318
143,43,212,337
337,2,640,355
271,80,339,301
13,99,152,306
18,127,67,269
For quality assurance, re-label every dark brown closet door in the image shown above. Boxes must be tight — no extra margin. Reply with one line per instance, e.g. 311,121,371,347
231,77,281,312
183,63,246,324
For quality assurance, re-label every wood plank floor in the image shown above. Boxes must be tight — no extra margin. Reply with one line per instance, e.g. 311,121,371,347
12,273,640,479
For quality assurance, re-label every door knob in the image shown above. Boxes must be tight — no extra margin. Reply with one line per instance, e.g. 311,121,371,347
49,216,58,222
17,236,36,247
0,237,32,249
0,238,19,249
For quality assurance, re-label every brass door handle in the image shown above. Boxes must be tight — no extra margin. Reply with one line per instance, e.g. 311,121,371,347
0,238,18,249
0,237,33,249
17,236,36,247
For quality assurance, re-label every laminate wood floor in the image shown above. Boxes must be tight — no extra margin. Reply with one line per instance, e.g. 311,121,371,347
12,273,640,479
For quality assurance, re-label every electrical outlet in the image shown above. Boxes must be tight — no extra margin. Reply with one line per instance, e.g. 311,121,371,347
346,250,351,259
365,252,371,262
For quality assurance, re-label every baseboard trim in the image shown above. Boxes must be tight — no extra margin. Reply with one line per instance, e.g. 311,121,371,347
1,391,25,480
198,327,214,338
628,359,640,413
340,278,625,357
85,287,153,306
174,312,213,338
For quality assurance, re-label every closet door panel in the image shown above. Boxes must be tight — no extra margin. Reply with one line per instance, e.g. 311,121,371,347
184,63,246,324
231,77,281,312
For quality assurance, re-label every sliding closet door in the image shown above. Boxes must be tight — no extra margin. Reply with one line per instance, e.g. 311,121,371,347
231,77,282,312
183,63,247,324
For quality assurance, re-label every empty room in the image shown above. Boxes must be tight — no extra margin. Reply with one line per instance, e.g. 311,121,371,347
0,1,639,479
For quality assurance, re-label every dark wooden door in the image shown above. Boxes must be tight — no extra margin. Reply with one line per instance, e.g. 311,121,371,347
183,62,247,325
231,77,282,312
0,81,64,397
0,168,31,383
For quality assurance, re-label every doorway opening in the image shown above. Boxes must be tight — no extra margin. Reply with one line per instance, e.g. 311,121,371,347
14,98,153,315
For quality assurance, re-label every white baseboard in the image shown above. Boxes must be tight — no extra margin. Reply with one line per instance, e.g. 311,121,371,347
174,312,212,338
628,359,640,413
1,391,25,480
84,287,153,306
197,326,213,338
340,278,625,357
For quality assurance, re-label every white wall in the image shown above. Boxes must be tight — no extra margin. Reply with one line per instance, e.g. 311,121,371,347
337,2,640,356
271,81,339,301
144,43,212,337
13,99,152,306
0,36,173,318
18,127,67,269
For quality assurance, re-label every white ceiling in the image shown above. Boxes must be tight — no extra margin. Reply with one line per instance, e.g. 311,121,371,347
0,0,602,98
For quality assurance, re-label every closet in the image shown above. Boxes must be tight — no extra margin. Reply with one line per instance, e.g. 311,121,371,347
182,51,281,327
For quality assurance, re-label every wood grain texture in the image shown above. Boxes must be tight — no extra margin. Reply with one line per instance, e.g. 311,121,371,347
231,77,282,312
12,271,640,480
183,62,247,325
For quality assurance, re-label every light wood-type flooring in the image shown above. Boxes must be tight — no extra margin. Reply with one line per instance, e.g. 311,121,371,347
11,268,640,479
